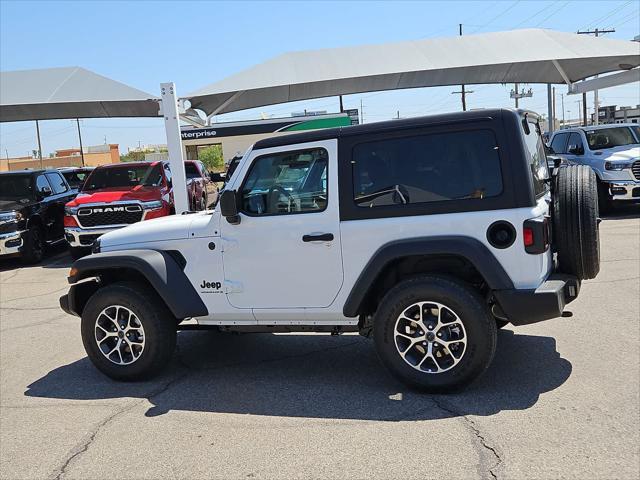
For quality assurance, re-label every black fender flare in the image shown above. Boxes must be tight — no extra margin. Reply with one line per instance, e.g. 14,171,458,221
66,249,208,319
342,236,514,317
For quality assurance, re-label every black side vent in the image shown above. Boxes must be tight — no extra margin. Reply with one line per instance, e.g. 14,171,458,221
165,250,187,270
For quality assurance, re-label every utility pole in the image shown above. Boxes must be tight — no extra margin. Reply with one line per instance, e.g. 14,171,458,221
76,119,85,167
576,100,582,125
452,24,473,111
339,95,344,113
552,87,556,131
561,93,565,127
360,98,364,124
577,28,615,125
35,120,43,168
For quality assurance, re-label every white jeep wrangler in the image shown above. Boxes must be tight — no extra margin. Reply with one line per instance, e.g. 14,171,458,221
60,109,600,392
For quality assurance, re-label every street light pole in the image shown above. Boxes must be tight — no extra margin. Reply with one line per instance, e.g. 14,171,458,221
35,120,43,168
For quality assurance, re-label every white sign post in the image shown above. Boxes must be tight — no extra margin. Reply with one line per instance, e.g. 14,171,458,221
160,82,189,214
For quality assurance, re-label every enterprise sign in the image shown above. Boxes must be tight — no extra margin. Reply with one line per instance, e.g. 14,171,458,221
181,129,218,140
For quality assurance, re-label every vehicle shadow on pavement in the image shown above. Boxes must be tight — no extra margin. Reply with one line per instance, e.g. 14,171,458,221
0,246,71,272
25,329,572,421
601,203,640,221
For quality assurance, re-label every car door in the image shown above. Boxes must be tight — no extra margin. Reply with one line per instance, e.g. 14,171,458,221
221,140,343,313
563,132,585,166
44,172,74,241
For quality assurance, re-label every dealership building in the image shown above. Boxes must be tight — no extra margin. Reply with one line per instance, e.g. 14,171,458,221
180,112,355,164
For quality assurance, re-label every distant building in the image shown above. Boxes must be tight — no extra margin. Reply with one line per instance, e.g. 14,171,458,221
591,105,640,124
0,144,120,172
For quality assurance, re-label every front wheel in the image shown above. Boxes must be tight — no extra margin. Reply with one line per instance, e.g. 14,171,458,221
22,225,44,264
373,276,497,393
81,282,177,381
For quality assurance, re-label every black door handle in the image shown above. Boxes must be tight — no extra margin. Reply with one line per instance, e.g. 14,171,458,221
302,233,334,242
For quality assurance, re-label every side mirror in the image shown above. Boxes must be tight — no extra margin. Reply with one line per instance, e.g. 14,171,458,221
209,172,225,183
219,190,240,224
567,145,584,155
40,185,52,197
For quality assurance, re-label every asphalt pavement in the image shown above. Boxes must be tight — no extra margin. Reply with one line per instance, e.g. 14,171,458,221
1,207,638,480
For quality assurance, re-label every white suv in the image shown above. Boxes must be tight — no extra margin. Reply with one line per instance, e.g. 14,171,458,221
548,124,640,211
60,109,600,392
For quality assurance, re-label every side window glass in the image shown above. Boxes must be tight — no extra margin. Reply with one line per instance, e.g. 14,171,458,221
567,133,584,154
241,148,328,215
45,172,68,194
352,129,502,208
36,175,51,194
550,133,568,154
164,165,173,188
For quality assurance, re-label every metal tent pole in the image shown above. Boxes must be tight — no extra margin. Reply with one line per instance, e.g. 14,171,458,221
547,84,553,134
160,82,189,214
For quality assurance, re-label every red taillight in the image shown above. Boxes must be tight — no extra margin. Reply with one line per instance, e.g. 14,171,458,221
523,227,535,247
64,215,78,227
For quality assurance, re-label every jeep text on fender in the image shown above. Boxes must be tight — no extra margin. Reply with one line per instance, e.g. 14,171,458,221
60,109,600,392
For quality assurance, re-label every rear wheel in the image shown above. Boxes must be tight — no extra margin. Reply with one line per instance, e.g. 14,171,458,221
81,282,177,381
373,276,496,393
553,165,600,280
22,225,44,264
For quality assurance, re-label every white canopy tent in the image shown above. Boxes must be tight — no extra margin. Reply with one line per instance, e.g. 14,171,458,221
187,28,640,120
2,30,638,214
0,67,160,122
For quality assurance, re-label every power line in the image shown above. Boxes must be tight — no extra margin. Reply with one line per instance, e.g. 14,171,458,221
585,0,633,29
511,0,558,29
470,0,521,33
534,1,570,27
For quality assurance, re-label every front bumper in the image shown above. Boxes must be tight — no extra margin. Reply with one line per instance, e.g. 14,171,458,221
65,226,119,248
493,274,580,326
0,230,26,256
605,180,640,201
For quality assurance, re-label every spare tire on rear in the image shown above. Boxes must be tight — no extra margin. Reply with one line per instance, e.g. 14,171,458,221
553,165,600,280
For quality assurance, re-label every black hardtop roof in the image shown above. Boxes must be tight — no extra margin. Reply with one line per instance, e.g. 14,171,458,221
0,168,59,176
253,108,524,150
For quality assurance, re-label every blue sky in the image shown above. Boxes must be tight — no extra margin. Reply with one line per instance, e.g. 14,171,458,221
1,0,639,157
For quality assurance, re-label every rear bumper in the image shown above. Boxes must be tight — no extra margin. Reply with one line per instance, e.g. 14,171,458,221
493,274,580,326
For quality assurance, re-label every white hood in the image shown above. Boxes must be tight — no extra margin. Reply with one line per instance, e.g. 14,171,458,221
100,211,217,248
600,145,640,162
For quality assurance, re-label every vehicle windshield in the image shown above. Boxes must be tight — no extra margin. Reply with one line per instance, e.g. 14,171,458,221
82,164,163,191
585,127,639,150
0,174,34,200
61,170,90,189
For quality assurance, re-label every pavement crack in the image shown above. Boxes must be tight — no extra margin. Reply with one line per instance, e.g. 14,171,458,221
430,396,503,480
3,286,68,303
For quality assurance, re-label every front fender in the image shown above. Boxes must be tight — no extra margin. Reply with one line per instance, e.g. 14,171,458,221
64,249,208,319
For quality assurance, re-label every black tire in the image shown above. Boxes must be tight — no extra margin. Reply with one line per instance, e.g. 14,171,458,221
597,180,612,215
69,246,90,261
22,224,44,264
373,275,497,393
81,282,177,381
553,165,600,280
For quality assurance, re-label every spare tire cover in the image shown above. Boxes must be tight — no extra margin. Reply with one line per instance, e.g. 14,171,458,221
553,165,600,280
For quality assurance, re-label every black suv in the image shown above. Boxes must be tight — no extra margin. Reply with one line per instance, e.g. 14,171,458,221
0,169,76,263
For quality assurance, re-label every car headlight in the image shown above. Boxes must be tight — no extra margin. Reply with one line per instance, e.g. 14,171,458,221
142,200,163,210
605,161,635,171
0,211,23,222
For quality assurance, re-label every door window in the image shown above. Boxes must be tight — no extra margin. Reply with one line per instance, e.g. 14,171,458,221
566,133,584,154
45,172,68,194
241,148,328,215
352,129,502,208
35,175,51,193
550,133,569,154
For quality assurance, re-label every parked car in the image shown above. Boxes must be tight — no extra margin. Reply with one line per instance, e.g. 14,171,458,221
63,160,209,260
0,169,75,263
58,166,94,191
60,109,600,392
185,160,216,210
548,124,640,211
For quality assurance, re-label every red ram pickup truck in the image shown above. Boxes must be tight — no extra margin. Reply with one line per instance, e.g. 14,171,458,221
64,160,212,259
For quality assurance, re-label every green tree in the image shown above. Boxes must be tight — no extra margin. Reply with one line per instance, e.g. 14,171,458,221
198,145,224,172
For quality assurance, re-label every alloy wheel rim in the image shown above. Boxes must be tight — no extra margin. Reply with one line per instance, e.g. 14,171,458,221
94,305,145,365
393,301,467,374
